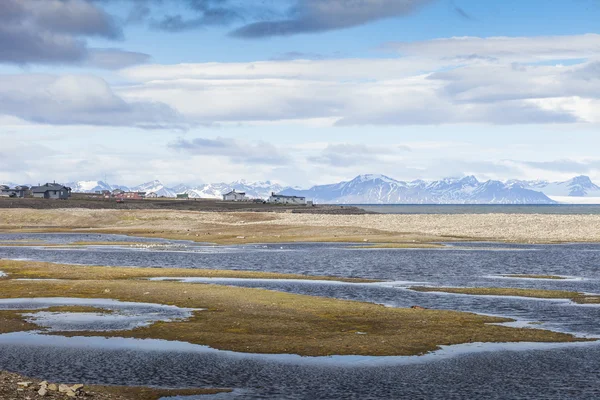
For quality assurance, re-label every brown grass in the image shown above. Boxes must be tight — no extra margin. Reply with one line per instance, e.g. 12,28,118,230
4,208,600,245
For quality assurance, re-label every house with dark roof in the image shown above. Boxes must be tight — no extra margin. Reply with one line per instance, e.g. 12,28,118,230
0,185,30,198
31,183,71,199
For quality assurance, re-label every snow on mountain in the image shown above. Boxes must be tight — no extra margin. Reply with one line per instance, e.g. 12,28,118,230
43,174,600,204
282,175,555,204
131,180,177,198
65,180,114,193
184,180,288,199
513,175,600,204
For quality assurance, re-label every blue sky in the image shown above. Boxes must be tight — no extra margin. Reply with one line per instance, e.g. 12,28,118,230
1,0,600,187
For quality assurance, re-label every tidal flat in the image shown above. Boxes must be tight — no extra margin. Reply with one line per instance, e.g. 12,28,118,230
2,230,600,398
0,260,583,357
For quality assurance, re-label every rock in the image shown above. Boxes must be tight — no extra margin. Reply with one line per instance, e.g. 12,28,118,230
58,384,71,393
38,388,47,397
66,389,77,397
17,381,33,388
39,381,48,387
103,289,111,293
411,305,427,310
47,384,57,391
70,384,84,392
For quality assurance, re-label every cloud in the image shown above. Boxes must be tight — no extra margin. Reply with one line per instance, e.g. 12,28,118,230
511,159,600,174
86,48,151,69
0,74,181,128
308,143,409,167
120,37,595,126
0,0,151,68
231,0,434,38
383,34,600,63
169,137,290,165
6,33,600,128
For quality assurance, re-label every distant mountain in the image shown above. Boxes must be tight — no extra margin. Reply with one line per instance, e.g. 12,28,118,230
182,180,288,199
281,174,556,204
65,180,115,193
61,179,288,200
510,175,600,204
131,180,177,198
20,175,600,204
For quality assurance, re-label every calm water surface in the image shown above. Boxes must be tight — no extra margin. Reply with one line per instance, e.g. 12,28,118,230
1,234,600,399
356,204,600,214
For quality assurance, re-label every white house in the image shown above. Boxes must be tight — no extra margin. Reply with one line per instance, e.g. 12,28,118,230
146,192,158,198
223,190,247,201
268,192,307,205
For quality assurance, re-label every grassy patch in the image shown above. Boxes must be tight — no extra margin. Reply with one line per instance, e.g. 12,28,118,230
0,260,376,284
0,310,38,334
410,286,600,304
0,261,589,357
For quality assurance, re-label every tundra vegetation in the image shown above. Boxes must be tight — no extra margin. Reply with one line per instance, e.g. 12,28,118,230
0,260,589,359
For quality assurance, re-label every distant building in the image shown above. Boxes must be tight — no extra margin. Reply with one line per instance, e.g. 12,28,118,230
268,192,307,205
31,183,71,199
177,193,189,200
146,192,158,198
13,186,30,198
118,192,146,200
222,190,247,202
112,189,125,196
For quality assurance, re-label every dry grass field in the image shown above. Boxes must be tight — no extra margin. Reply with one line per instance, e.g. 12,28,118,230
1,208,600,244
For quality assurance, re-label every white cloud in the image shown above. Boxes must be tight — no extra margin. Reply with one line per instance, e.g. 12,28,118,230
0,74,180,128
116,34,600,126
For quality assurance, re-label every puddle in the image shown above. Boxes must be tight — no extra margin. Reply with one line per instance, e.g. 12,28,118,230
0,298,200,332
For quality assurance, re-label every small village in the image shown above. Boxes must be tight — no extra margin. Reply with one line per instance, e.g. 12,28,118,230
0,183,312,205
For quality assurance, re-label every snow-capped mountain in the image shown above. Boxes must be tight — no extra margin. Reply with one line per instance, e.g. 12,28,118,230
131,180,177,198
64,180,115,193
61,179,288,199
38,174,600,204
511,176,600,204
281,175,555,204
182,180,288,199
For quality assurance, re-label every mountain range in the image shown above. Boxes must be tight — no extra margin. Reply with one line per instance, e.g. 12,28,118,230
4,175,600,204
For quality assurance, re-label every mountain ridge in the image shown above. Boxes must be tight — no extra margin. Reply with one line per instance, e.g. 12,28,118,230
7,175,600,204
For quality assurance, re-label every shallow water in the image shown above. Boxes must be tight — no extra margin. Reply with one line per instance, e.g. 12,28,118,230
357,204,600,214
1,234,600,398
0,297,198,332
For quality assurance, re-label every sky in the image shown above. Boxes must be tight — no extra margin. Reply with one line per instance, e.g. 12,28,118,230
1,0,600,187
